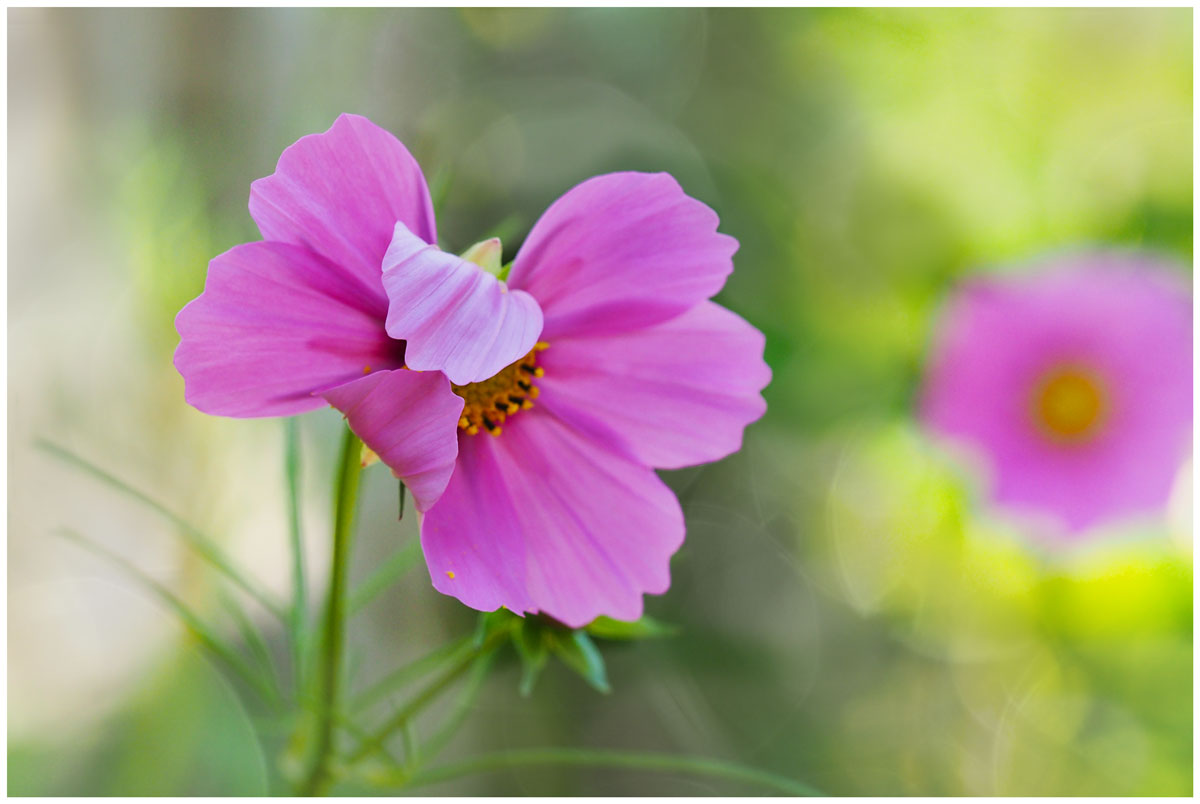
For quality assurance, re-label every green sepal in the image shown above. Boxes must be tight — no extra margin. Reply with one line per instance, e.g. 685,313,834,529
548,630,610,694
473,608,519,649
513,624,550,697
585,614,679,641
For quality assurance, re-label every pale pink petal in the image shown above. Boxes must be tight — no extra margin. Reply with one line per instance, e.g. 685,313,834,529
508,172,738,340
174,241,402,418
382,222,543,385
420,410,684,627
249,114,437,303
322,370,463,512
536,302,770,469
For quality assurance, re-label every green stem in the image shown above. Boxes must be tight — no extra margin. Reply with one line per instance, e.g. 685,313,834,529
348,630,507,764
296,427,363,796
350,634,475,712
419,649,498,765
285,418,308,696
403,748,823,796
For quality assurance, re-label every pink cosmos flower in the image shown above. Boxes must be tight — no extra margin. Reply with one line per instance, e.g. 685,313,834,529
921,253,1192,534
175,114,769,627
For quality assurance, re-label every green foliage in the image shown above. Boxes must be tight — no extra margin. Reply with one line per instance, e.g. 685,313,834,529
490,610,679,697
513,619,552,697
585,615,679,641
38,439,288,621
56,528,281,707
550,631,610,694
9,7,1191,796
507,614,615,696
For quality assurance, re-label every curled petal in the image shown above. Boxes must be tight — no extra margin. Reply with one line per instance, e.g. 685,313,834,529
509,172,738,340
537,301,770,469
249,113,437,302
382,222,543,385
322,369,464,513
174,241,400,418
420,410,684,628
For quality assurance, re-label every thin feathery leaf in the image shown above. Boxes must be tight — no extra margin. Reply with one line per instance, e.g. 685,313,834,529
219,591,282,697
349,628,511,764
401,722,420,769
38,439,287,621
351,635,474,712
57,528,280,706
420,649,497,764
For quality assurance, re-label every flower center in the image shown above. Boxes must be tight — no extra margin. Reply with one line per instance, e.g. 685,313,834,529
1031,366,1108,443
453,342,548,436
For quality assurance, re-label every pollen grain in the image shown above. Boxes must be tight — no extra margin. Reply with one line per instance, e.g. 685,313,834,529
452,342,548,437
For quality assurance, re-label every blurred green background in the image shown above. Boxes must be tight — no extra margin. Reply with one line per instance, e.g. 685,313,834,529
8,7,1192,796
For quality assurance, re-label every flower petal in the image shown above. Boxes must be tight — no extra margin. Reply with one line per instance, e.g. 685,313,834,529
322,369,464,513
174,241,401,417
921,255,1192,532
382,222,544,385
420,410,684,627
249,113,437,303
536,301,770,469
508,172,738,340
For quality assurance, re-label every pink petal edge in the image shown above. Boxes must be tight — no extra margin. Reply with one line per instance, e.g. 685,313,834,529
249,113,437,304
537,301,771,469
322,369,464,513
174,240,402,418
509,171,738,340
420,410,685,627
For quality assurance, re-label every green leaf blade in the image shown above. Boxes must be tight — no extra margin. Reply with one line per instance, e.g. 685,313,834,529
37,438,287,622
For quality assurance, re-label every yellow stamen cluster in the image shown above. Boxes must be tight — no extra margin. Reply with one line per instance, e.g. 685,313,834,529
453,342,548,436
1031,366,1107,444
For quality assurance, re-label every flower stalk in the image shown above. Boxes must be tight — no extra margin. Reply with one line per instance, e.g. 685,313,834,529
284,418,308,696
297,425,364,796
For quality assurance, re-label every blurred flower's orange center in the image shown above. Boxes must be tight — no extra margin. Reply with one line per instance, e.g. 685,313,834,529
453,343,548,437
1031,367,1107,443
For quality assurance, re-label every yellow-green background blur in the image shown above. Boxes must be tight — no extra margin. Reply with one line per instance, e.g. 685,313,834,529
8,7,1192,795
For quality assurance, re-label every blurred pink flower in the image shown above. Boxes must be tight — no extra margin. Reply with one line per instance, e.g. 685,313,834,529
175,114,769,626
921,253,1192,534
